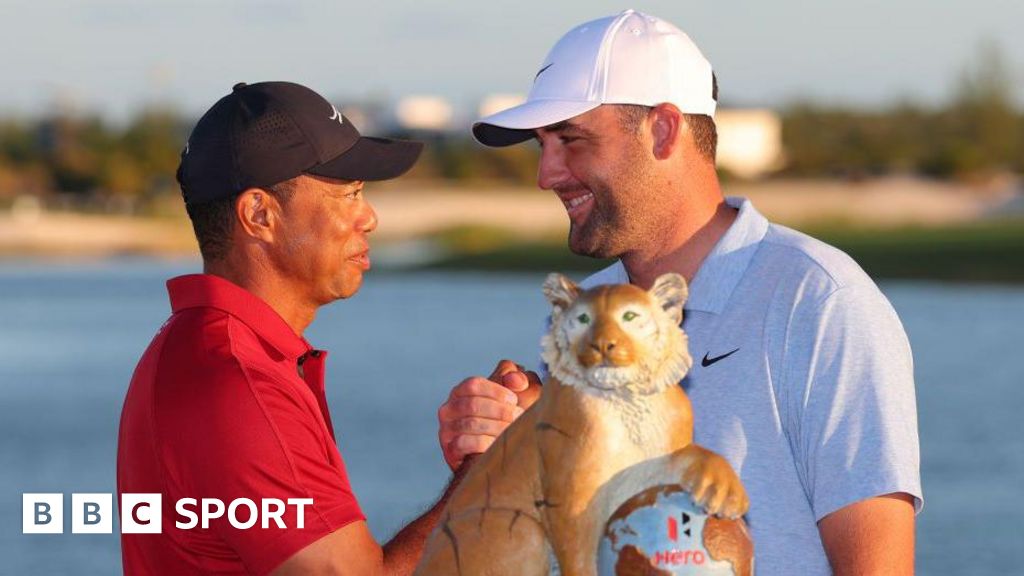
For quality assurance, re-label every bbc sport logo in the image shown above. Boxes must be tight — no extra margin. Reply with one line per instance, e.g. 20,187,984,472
23,493,313,534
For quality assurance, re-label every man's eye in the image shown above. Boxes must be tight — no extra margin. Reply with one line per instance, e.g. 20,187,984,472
576,313,590,324
622,311,639,322
560,136,579,144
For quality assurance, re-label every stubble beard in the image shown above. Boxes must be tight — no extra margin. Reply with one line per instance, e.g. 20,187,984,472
567,181,623,259
567,146,655,260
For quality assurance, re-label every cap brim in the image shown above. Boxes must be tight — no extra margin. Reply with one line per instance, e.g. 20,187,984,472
307,137,424,181
472,100,600,147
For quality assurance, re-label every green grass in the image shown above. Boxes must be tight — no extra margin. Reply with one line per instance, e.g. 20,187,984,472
425,225,613,272
424,221,1024,283
808,220,1024,283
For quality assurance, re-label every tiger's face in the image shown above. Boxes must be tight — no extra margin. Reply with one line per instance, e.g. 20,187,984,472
540,273,692,400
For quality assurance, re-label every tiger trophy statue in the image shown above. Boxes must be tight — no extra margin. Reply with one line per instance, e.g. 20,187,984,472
416,273,753,576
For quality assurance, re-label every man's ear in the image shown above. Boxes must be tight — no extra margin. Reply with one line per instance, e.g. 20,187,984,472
650,103,684,160
235,188,281,243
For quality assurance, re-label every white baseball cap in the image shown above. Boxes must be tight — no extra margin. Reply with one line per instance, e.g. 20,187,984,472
473,9,716,147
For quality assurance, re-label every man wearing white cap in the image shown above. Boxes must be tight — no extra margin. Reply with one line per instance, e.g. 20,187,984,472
437,10,921,575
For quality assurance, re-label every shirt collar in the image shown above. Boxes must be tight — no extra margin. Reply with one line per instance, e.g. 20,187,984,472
167,274,313,360
686,196,769,314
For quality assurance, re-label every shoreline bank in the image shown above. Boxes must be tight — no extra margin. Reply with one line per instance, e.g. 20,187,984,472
2,178,1021,282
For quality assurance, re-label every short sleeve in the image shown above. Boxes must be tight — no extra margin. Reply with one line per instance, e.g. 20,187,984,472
178,364,365,575
782,283,922,521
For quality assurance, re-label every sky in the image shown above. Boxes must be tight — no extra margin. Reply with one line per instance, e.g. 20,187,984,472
1,0,1022,122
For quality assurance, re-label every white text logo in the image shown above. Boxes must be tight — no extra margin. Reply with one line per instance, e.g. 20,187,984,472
22,493,314,534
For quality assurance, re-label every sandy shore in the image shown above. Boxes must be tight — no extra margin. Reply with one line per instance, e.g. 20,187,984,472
1,177,1020,258
0,212,196,258
371,176,1021,239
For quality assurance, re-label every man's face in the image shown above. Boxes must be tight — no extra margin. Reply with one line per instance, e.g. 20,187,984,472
272,175,377,305
534,105,658,259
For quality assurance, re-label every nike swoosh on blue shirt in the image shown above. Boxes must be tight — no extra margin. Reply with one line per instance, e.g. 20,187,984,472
701,348,740,368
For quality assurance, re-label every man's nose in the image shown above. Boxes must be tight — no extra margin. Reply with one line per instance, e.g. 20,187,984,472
537,142,570,190
361,201,378,233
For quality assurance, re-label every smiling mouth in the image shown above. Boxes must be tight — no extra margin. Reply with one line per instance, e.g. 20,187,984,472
560,191,594,220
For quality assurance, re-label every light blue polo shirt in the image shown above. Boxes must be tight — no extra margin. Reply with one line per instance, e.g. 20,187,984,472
577,196,922,575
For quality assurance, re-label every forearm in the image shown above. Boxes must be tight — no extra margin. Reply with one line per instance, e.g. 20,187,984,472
382,460,474,575
381,505,443,575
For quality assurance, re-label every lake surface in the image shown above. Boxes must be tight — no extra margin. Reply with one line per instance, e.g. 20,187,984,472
1,260,1022,575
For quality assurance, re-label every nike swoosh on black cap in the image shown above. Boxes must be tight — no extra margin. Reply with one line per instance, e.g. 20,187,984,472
177,81,423,205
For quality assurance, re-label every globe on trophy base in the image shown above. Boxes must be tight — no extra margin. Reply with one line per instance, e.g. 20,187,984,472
599,485,753,576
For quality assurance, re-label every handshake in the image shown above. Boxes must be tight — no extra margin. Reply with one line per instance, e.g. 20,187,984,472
437,359,543,471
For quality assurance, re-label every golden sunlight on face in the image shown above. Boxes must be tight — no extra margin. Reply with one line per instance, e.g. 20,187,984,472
535,106,656,259
275,175,377,305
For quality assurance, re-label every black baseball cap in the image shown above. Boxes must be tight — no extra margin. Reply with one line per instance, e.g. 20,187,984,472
177,81,423,205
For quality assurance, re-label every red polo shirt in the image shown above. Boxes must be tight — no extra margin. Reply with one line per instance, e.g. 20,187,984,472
117,274,364,575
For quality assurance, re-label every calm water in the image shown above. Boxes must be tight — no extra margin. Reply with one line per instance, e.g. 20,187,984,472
1,261,1022,575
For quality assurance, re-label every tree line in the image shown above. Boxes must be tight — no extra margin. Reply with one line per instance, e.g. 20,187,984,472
1,52,1020,199
783,44,1021,179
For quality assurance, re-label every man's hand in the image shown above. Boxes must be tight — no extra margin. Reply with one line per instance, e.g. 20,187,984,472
437,359,542,470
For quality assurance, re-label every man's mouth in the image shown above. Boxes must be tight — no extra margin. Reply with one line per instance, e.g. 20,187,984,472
559,190,594,221
348,251,371,271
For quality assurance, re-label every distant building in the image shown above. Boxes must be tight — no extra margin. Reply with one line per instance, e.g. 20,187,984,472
471,95,784,180
715,109,783,179
394,96,454,131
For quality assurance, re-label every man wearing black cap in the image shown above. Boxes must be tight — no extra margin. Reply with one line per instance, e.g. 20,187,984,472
117,82,446,575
